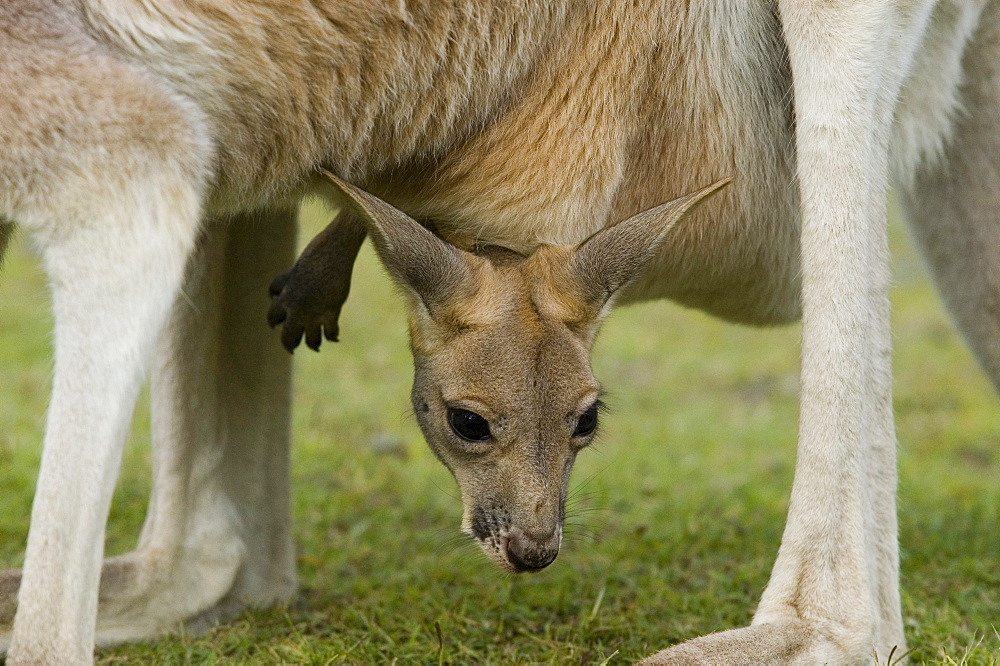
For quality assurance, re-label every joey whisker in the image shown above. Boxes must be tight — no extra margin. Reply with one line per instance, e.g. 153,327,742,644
567,465,613,502
564,505,610,517
437,540,477,558
564,506,597,518
431,525,461,539
565,488,606,502
433,531,477,557
561,530,600,544
562,533,600,544
431,480,461,502
564,493,608,508
568,528,605,542
563,516,602,529
563,520,604,536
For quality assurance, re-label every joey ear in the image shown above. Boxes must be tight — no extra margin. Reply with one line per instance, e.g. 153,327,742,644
569,178,731,309
321,170,471,312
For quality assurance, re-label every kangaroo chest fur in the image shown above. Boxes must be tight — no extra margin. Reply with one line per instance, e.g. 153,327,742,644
81,0,967,326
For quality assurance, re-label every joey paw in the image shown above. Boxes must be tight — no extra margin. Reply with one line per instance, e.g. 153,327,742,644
267,265,347,353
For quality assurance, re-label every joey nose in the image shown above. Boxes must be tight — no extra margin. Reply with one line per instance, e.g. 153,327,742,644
505,528,560,572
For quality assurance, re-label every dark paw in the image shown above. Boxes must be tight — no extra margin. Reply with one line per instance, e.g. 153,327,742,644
267,268,344,353
268,210,365,353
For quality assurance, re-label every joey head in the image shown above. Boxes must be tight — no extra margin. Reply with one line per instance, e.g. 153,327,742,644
277,172,728,572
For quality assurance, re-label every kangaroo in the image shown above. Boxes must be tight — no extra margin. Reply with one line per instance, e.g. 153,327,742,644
1,0,997,663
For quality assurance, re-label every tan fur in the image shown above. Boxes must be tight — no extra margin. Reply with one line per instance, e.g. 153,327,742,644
73,0,803,323
1,0,997,663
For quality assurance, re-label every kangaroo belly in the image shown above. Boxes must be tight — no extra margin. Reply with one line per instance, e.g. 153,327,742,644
612,1,978,326
86,0,802,328
408,3,803,326
82,0,968,327
614,3,801,325
412,1,972,327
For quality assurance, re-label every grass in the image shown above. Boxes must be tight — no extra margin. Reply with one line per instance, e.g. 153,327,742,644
0,199,997,664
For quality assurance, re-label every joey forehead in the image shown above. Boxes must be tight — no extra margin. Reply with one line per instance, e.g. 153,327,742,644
428,296,599,415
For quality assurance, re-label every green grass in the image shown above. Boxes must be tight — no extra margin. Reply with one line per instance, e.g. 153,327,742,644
0,200,997,664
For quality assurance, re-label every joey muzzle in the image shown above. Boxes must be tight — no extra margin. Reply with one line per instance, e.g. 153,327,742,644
470,504,563,572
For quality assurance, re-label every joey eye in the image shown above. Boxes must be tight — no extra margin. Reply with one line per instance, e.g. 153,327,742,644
448,408,492,442
573,403,600,438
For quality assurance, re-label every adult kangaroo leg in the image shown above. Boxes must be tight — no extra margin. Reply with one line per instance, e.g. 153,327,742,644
0,104,208,666
93,209,299,644
0,211,298,652
644,3,935,663
899,3,1000,394
0,222,12,269
7,194,204,665
0,9,213,658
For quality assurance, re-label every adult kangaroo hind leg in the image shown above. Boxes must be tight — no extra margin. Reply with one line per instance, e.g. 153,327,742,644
0,222,12,270
0,67,210,666
92,209,299,645
899,2,1000,395
644,2,935,662
0,211,299,653
0,7,212,660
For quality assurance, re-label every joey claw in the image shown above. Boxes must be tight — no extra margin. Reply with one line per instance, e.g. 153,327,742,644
280,318,305,352
267,277,291,328
268,272,289,298
304,323,323,352
268,269,314,352
322,314,340,343
268,262,347,353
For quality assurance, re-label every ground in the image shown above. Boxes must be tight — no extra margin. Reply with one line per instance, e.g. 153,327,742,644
0,200,996,664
